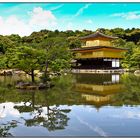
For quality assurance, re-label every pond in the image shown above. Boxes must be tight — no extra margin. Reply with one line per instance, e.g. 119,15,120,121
0,73,140,137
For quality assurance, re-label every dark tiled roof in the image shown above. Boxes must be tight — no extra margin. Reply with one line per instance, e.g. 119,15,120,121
80,31,118,40
72,46,128,51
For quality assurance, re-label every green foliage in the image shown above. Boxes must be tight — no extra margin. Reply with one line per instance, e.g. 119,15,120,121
50,59,70,72
67,36,81,49
113,38,140,69
130,47,140,68
6,46,46,82
13,46,46,73
0,35,15,54
110,28,125,38
38,37,73,72
6,34,22,46
112,38,126,48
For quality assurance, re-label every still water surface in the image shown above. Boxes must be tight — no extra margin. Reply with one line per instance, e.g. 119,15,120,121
0,73,140,137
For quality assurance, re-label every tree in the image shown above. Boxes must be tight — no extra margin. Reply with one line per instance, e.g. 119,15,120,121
113,40,138,69
112,38,126,48
130,47,140,69
111,28,125,38
67,36,81,49
38,37,73,74
125,29,140,43
121,42,138,69
6,34,22,46
0,35,15,54
12,46,46,82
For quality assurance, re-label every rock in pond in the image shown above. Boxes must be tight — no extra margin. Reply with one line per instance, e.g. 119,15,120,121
38,83,47,89
16,82,54,90
134,70,140,76
0,70,13,76
13,70,26,75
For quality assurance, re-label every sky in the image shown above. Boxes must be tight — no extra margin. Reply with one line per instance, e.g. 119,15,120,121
0,3,140,36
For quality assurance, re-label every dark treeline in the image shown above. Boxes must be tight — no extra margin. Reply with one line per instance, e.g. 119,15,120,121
0,27,140,82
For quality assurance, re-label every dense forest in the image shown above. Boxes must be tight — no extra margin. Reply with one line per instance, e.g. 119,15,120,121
0,27,140,82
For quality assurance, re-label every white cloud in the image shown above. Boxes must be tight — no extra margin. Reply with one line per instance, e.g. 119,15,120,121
75,4,91,17
67,22,73,30
86,19,93,24
29,7,57,28
111,11,140,20
0,7,57,36
0,15,32,36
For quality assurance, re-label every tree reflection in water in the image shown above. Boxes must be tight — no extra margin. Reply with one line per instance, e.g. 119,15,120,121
13,91,71,131
0,122,15,137
1,119,22,137
112,74,140,106
21,106,70,131
39,106,70,131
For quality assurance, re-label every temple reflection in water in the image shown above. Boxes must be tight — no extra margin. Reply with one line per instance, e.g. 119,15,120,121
73,74,124,108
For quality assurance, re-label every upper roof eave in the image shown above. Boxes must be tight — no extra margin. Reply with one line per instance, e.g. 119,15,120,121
80,31,118,40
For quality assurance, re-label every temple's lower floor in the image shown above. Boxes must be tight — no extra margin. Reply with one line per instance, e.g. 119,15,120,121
72,58,121,69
